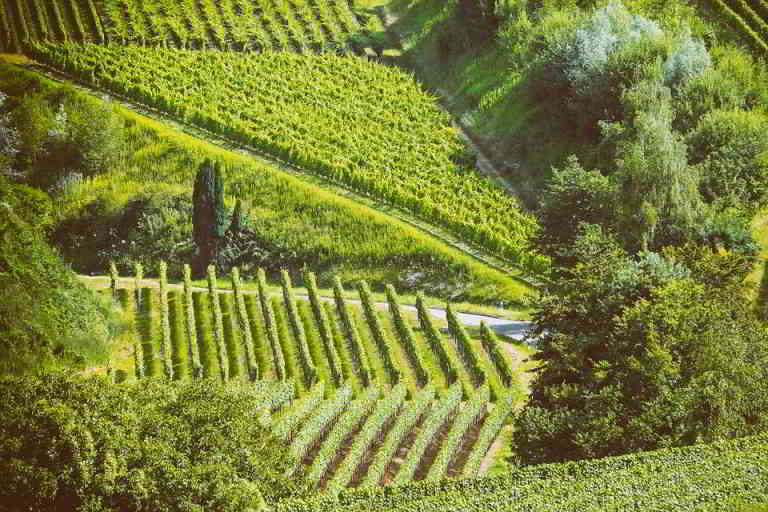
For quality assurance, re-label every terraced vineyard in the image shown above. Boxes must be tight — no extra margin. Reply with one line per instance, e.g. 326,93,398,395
274,433,768,510
0,0,384,54
101,263,523,489
28,43,543,273
706,0,768,52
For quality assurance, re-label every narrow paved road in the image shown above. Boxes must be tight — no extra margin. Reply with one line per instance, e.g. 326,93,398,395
80,275,533,342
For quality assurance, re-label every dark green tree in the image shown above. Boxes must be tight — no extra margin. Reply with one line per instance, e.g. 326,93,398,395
229,198,247,236
514,227,768,464
193,159,228,274
536,156,616,266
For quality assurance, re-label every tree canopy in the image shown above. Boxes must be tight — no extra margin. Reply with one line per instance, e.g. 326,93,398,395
0,374,307,511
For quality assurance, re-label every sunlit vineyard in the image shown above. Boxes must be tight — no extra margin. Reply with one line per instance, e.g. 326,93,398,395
29,42,544,272
274,433,768,510
0,0,384,54
98,264,525,488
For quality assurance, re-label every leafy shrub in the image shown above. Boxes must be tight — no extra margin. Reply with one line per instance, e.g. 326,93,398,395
0,373,307,511
688,109,768,211
0,181,110,375
515,240,768,464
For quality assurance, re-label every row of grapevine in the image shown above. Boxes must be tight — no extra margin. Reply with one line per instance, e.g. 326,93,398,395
446,304,487,389
726,0,768,42
207,265,230,381
28,43,544,274
282,270,319,387
232,267,259,380
386,285,430,387
333,277,373,388
424,385,489,481
392,383,464,485
0,0,19,52
258,268,287,380
461,391,517,478
275,434,768,511
357,281,400,386
306,272,344,386
288,385,354,474
325,384,408,493
306,387,380,485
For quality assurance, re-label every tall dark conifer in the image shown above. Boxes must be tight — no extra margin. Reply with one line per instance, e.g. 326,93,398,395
192,159,227,275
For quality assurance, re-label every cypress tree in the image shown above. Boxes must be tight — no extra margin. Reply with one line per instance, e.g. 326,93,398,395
192,160,228,275
229,199,247,236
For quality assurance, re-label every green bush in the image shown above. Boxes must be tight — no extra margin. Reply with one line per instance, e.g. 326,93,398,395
0,373,307,510
688,109,768,211
0,181,110,375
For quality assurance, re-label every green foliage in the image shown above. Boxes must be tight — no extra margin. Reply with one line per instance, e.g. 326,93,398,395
0,373,306,510
7,85,124,191
0,180,110,375
536,155,616,262
516,237,768,464
614,79,703,251
688,109,768,211
274,433,768,511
